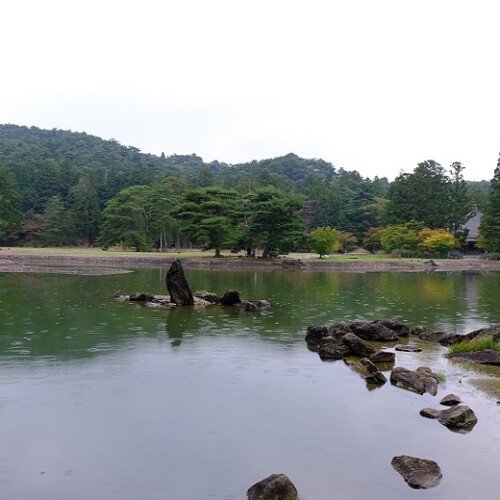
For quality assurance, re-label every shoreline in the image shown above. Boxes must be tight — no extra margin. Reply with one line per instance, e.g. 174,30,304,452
1,249,500,275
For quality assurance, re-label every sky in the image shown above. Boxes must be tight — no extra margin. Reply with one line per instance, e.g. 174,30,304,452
1,0,499,181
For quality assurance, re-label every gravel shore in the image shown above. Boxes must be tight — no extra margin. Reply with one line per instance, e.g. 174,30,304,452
1,249,499,275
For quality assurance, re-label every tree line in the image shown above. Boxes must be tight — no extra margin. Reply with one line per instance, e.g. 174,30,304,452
0,124,498,256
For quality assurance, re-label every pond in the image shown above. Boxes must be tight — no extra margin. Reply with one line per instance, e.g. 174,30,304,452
0,269,499,500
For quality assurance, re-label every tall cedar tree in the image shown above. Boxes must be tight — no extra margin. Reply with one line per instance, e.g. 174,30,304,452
478,154,500,251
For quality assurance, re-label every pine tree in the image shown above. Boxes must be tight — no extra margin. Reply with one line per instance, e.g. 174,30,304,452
0,166,23,242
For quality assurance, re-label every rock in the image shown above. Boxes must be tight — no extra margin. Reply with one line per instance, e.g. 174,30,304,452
351,320,400,341
130,292,155,302
247,473,299,500
257,299,271,308
242,300,258,312
440,394,462,406
369,350,395,363
318,339,350,360
448,349,500,365
342,332,378,357
193,290,221,303
390,366,439,395
347,357,387,384
411,326,449,342
327,321,352,338
438,405,478,429
391,455,442,489
305,325,328,345
395,344,422,352
419,407,442,419
377,318,410,337
166,259,194,305
220,289,241,306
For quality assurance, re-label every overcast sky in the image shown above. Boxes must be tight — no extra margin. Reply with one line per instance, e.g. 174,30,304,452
1,0,499,181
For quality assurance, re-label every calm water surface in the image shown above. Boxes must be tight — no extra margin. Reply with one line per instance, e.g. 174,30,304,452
1,269,500,500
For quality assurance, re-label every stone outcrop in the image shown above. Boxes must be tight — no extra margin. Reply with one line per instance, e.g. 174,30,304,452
351,320,400,341
318,339,350,360
447,349,500,365
390,366,440,396
368,350,395,363
391,455,442,489
420,405,478,430
247,474,299,500
440,394,461,406
342,332,378,357
166,259,194,305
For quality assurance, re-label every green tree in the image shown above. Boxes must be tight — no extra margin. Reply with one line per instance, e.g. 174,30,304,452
68,173,100,246
178,186,241,257
41,195,68,246
99,186,152,251
246,187,305,258
386,160,450,228
309,226,341,257
380,222,422,253
0,166,23,242
478,154,500,251
447,162,471,235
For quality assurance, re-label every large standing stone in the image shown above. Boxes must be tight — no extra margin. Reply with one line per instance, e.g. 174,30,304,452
391,455,442,489
247,473,299,500
166,259,194,305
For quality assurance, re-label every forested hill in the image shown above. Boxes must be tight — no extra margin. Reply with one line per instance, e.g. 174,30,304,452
0,124,341,204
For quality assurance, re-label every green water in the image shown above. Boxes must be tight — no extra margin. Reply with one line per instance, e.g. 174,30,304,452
1,269,499,499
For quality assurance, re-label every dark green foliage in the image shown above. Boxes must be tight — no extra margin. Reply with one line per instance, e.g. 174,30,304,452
386,160,450,228
41,195,68,246
448,162,471,235
478,155,500,251
98,186,152,251
0,166,23,242
177,186,241,257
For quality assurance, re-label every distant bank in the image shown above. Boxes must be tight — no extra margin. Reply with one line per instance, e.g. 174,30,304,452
1,248,499,275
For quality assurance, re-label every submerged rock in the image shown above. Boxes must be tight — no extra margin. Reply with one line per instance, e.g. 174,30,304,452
369,350,395,364
247,473,299,500
391,455,442,489
346,357,387,384
395,344,422,352
390,366,440,395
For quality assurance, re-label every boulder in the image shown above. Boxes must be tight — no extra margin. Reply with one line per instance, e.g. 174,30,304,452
391,455,442,489
129,292,155,302
305,325,328,345
347,357,387,384
327,321,352,338
342,332,378,357
438,405,478,429
351,320,400,341
440,394,462,406
390,366,439,395
411,326,449,342
377,318,410,337
420,407,442,419
247,473,299,500
395,344,422,352
193,290,221,303
369,350,395,363
257,299,271,308
220,289,241,306
166,259,194,305
318,339,350,360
